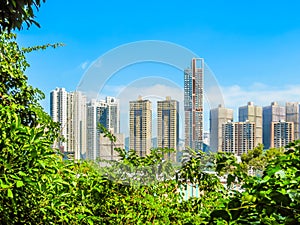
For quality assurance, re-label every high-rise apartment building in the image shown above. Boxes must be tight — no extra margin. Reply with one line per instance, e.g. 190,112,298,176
270,121,294,148
222,121,256,156
184,58,204,150
286,102,300,140
86,100,107,160
50,87,68,152
262,102,285,149
99,133,124,161
239,102,262,146
104,96,120,134
51,88,87,159
84,97,121,161
210,104,233,152
67,91,87,160
129,96,152,157
157,96,179,161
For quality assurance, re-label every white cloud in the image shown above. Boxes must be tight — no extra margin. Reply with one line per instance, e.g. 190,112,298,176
80,61,89,70
221,83,300,118
98,81,300,136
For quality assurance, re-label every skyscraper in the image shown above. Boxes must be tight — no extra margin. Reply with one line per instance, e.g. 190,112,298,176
270,121,294,148
129,96,152,157
286,102,300,140
50,87,68,152
263,102,285,149
157,96,179,161
105,96,120,134
86,97,121,161
210,104,233,152
222,121,256,156
184,58,204,150
50,88,87,159
67,91,87,160
86,100,107,160
239,102,262,146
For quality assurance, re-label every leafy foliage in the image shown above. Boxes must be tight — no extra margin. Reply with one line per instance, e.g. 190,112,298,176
1,7,300,224
241,144,285,176
0,0,46,32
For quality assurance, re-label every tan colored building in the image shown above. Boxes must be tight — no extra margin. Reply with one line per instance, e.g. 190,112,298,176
129,96,152,157
157,96,179,161
239,102,262,146
270,121,294,148
210,104,233,152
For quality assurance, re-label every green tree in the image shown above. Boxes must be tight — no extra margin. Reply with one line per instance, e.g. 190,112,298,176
0,0,46,32
241,144,285,176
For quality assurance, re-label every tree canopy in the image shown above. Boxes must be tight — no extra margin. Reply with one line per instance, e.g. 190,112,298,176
1,1,300,224
0,0,45,32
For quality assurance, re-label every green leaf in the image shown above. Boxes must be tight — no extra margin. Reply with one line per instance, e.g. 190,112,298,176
87,219,94,225
7,189,13,198
16,180,24,188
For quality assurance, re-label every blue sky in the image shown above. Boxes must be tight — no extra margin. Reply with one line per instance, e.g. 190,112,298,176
17,0,300,133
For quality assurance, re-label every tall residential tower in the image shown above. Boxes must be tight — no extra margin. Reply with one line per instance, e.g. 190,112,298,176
184,58,204,150
50,87,68,152
157,96,179,161
262,102,285,149
67,91,87,160
286,102,300,140
222,121,256,156
239,102,262,146
210,104,233,152
270,121,294,148
129,96,152,157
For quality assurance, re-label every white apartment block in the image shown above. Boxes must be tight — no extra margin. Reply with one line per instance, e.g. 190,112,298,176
50,87,68,152
50,88,87,160
105,96,120,134
270,121,294,148
67,91,87,160
86,100,107,160
222,121,256,156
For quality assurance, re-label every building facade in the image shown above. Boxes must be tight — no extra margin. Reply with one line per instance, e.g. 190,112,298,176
86,100,107,160
210,104,233,152
222,121,256,156
99,133,124,161
184,58,204,150
105,96,120,134
286,102,300,140
67,91,87,160
129,97,152,157
270,121,294,148
239,102,262,146
157,96,179,161
50,87,68,152
262,102,285,149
